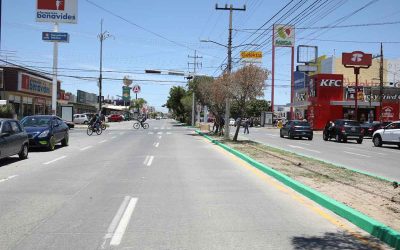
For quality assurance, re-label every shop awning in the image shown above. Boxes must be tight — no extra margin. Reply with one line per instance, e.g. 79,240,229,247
330,100,380,107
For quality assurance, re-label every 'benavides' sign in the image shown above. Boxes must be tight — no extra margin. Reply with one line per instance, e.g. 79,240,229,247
36,0,78,24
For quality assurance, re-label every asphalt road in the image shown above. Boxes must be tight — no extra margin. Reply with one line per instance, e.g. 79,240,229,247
0,120,390,249
230,126,400,182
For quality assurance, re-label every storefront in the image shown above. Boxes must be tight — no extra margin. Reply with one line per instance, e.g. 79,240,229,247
0,67,59,119
299,73,400,130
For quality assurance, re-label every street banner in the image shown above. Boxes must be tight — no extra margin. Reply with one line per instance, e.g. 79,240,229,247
36,0,78,24
122,86,131,102
273,24,295,47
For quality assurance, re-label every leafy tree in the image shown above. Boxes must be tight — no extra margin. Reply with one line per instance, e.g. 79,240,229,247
165,86,188,122
231,64,268,141
130,98,147,111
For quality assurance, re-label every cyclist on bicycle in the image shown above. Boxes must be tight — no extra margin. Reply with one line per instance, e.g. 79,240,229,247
89,114,101,130
139,115,147,127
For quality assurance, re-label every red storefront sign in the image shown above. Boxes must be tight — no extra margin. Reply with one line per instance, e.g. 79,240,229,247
342,51,372,67
308,74,344,130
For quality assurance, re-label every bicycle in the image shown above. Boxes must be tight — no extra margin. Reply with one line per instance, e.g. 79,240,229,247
133,120,149,129
100,121,107,131
87,123,102,136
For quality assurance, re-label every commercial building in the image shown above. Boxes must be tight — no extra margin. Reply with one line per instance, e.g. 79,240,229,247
0,66,61,119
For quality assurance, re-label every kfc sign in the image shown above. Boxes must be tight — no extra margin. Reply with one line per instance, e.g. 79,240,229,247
342,51,372,67
36,0,78,24
320,79,342,87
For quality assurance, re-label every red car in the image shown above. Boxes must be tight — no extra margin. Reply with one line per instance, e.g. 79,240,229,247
108,114,123,122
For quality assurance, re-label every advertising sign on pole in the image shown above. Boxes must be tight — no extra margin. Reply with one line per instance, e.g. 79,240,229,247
240,51,262,63
342,51,372,67
36,0,78,24
42,32,69,42
273,24,295,47
122,86,131,102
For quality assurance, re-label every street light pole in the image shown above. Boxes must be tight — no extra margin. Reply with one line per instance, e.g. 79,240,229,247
98,19,113,113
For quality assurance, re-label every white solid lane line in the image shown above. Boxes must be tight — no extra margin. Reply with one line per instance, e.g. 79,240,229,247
296,142,311,146
110,197,138,246
343,151,371,158
343,146,387,156
147,156,154,166
98,140,107,144
288,145,321,153
154,127,159,129
80,146,93,151
43,156,67,165
0,175,18,183
101,196,131,249
166,132,172,135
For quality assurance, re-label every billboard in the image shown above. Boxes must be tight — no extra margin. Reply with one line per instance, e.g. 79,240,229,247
18,72,52,97
342,51,372,67
273,24,295,47
77,90,97,105
36,0,78,24
122,86,131,102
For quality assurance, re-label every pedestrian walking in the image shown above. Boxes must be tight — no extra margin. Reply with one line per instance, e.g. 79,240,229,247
243,118,250,134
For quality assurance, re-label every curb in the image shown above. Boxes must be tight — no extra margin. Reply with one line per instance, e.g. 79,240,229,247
196,130,400,249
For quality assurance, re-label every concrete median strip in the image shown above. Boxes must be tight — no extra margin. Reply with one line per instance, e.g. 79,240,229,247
196,131,400,249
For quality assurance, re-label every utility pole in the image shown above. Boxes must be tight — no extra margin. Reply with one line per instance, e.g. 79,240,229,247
98,19,113,113
188,50,202,126
379,42,384,123
216,3,246,139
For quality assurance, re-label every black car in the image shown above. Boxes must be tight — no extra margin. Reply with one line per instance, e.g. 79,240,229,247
360,122,382,137
280,120,313,140
323,119,363,144
21,115,69,151
0,119,29,160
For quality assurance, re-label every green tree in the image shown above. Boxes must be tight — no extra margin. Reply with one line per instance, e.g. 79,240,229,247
130,98,147,111
165,86,188,122
231,64,269,141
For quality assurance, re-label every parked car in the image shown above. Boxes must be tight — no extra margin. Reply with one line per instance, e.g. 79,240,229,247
0,119,29,160
156,116,161,120
323,119,363,144
73,114,90,124
229,118,235,126
21,115,69,151
108,114,123,122
361,122,382,137
280,120,313,140
372,121,400,148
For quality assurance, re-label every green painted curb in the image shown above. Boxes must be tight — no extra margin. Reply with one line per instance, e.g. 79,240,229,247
196,130,400,249
250,139,397,184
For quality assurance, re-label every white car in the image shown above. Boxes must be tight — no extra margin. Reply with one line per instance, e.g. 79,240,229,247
73,114,90,124
372,121,400,148
229,118,235,126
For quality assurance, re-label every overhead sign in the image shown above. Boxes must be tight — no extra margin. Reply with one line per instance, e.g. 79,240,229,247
132,85,141,94
342,51,372,67
240,51,262,59
273,24,295,47
42,32,69,42
36,0,78,24
122,86,131,102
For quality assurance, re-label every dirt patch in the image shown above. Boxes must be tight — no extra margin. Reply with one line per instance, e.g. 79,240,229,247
213,138,400,232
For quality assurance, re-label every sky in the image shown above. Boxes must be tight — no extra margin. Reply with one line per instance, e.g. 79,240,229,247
2,0,400,112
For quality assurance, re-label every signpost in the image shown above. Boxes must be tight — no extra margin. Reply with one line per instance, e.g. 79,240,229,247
42,32,69,42
132,84,141,101
272,24,295,119
240,51,262,64
342,51,372,120
37,0,78,115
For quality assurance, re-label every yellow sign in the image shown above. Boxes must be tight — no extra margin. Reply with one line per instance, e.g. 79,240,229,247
240,51,262,59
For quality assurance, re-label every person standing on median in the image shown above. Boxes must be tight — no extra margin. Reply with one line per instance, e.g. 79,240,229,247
243,118,250,134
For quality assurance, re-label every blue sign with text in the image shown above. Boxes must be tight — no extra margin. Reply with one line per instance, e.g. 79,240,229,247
42,32,69,43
